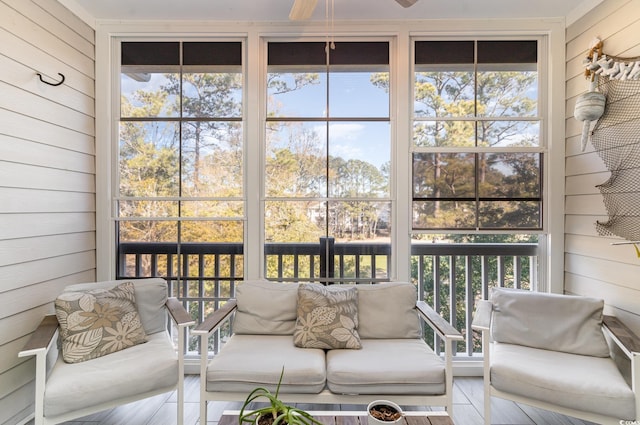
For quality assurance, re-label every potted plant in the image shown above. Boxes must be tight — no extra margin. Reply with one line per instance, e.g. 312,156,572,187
239,368,322,425
367,400,404,425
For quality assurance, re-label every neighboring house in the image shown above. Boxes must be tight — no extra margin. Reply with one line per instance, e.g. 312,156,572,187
1,0,639,424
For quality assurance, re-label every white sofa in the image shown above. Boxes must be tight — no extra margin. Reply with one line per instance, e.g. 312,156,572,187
472,287,639,425
194,281,463,425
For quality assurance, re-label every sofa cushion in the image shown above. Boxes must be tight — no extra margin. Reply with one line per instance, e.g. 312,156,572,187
294,283,361,349
233,281,300,335
206,334,326,394
55,281,147,363
490,287,610,357
491,342,635,420
63,278,168,335
44,332,177,418
326,338,445,395
356,282,421,339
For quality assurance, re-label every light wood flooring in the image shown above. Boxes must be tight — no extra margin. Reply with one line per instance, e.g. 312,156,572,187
44,375,596,425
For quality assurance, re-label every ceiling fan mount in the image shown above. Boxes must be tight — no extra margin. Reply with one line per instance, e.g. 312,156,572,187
289,0,418,20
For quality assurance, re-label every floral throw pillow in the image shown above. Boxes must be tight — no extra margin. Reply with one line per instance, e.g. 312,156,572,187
293,284,362,349
55,281,147,363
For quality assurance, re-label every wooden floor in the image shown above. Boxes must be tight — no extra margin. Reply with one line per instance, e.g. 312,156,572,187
46,375,596,425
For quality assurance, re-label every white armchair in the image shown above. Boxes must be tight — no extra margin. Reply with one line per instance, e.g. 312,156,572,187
18,278,194,425
472,287,639,425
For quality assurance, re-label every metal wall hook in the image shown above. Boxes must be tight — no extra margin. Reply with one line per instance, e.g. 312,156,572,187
37,72,65,86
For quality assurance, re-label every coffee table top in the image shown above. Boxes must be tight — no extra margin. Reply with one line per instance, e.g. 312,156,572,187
220,410,454,425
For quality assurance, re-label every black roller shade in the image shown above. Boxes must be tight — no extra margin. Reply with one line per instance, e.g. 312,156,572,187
268,41,389,65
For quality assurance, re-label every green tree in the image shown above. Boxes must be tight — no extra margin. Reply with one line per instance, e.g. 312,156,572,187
163,72,243,197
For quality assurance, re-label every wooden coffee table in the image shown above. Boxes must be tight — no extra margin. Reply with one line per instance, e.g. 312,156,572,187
219,410,455,425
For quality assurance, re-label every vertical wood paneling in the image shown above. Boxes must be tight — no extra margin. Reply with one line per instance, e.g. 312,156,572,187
565,0,640,334
0,0,95,423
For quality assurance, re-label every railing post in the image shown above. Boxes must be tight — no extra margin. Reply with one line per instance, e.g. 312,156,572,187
319,237,335,282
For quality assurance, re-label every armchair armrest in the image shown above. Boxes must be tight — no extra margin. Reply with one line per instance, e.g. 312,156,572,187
416,301,463,341
471,300,493,332
18,315,60,423
18,315,59,358
603,315,640,357
193,299,237,335
166,297,195,328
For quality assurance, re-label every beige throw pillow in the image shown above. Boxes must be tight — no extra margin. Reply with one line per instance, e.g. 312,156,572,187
294,284,361,349
55,281,148,363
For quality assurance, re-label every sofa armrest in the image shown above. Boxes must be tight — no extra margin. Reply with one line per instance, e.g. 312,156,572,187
193,299,237,335
166,297,195,328
471,300,493,332
19,315,59,358
603,315,640,357
416,301,463,341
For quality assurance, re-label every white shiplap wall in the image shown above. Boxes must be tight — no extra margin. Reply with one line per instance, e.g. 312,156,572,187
0,0,95,423
565,0,640,330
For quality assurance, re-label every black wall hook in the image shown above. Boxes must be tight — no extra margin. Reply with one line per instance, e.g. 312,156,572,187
37,72,65,86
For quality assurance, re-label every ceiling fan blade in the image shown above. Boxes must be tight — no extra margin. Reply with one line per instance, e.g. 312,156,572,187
395,0,418,7
289,0,318,20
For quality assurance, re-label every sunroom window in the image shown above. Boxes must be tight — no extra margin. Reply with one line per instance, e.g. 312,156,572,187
118,41,244,330
264,41,392,283
410,39,543,356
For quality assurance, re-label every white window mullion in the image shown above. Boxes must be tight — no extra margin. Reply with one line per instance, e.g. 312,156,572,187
244,30,263,280
394,30,412,282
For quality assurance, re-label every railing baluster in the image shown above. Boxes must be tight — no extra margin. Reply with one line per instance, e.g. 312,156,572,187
481,255,489,299
371,255,376,279
497,255,505,287
433,255,442,355
530,255,538,291
449,255,457,355
417,254,425,302
135,254,142,276
151,253,158,277
465,255,473,356
200,253,207,320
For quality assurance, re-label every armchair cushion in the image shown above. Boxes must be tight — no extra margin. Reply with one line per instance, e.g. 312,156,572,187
491,342,635,420
490,287,610,357
55,281,147,363
44,332,178,417
294,283,361,349
233,281,299,335
355,282,421,339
